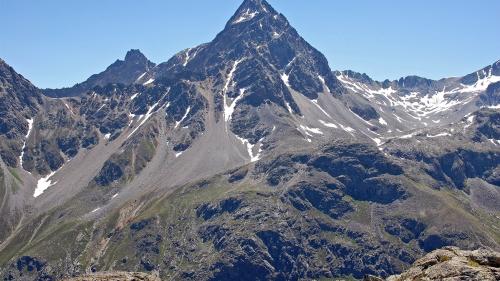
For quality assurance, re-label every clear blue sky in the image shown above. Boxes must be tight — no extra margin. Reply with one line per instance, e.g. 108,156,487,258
1,0,499,88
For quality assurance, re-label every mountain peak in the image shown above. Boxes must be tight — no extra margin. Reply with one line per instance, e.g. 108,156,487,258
228,0,277,26
239,0,272,12
43,49,156,97
124,49,148,63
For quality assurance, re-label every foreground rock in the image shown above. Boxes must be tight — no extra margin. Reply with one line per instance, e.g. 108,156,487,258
63,271,160,281
367,247,500,281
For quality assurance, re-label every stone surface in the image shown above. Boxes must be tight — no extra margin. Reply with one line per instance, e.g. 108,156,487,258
379,247,500,281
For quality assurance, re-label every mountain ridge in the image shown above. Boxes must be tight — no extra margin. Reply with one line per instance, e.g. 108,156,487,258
0,0,499,280
43,49,156,98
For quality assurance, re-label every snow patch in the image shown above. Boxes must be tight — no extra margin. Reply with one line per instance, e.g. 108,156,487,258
128,112,136,127
281,73,291,87
311,99,331,118
130,93,140,101
135,72,147,82
318,75,331,94
464,115,475,129
458,73,500,93
182,48,199,67
96,104,106,113
222,59,244,127
127,101,163,139
223,59,243,93
426,132,451,138
236,136,261,162
339,124,356,133
372,138,383,146
175,106,191,129
225,88,246,123
143,78,155,85
378,117,387,126
183,48,192,67
336,72,496,118
233,9,259,24
19,118,34,168
398,132,419,139
34,171,57,198
285,101,294,114
319,120,338,128
299,125,323,137
484,104,500,109
488,139,500,145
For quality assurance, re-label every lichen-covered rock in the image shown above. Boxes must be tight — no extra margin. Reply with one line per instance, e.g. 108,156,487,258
63,271,161,281
378,247,500,281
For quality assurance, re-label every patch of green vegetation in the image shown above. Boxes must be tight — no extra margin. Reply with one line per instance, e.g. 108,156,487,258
7,167,22,184
0,169,5,205
0,214,46,265
437,255,452,262
467,258,480,267
344,199,371,225
10,179,20,194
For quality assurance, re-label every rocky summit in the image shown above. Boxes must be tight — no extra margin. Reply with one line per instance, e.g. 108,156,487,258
0,0,499,280
366,247,500,281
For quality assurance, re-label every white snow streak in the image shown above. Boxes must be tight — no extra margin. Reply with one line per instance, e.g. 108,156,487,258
182,48,199,67
311,99,331,118
233,9,259,24
339,124,356,134
225,88,246,123
300,125,323,135
285,101,294,114
130,93,140,101
426,132,451,138
135,72,147,82
318,75,331,93
398,132,419,139
488,139,500,145
484,104,500,109
143,78,155,85
280,73,291,87
236,136,261,162
175,106,191,129
319,120,338,128
183,48,192,67
19,118,34,168
222,59,244,129
372,138,383,146
127,101,162,139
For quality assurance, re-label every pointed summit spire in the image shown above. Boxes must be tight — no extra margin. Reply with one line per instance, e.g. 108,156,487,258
124,49,148,63
228,0,277,26
238,0,273,12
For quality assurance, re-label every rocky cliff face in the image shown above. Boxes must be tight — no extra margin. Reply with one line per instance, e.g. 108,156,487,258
366,247,500,281
0,59,42,167
64,271,160,281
